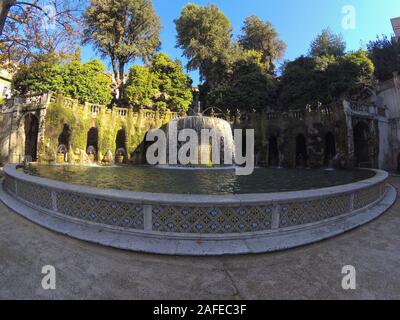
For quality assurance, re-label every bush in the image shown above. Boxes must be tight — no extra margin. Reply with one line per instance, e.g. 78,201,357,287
13,56,112,104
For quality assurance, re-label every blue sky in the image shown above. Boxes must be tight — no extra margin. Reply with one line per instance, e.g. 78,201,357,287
81,0,400,84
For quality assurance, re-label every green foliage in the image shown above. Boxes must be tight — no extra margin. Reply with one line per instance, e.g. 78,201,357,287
151,53,193,113
125,53,193,113
174,3,232,83
63,60,112,104
367,35,399,81
125,65,154,109
309,28,346,58
279,50,374,110
278,56,328,110
13,56,112,104
174,4,286,112
83,0,162,98
329,50,375,98
238,16,286,74
207,50,277,111
13,55,65,95
44,99,84,152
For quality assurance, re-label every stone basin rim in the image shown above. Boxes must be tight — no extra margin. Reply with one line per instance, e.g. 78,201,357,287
3,164,387,205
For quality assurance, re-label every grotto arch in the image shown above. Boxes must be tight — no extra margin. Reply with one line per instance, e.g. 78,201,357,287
268,135,279,167
324,132,336,166
295,134,308,167
23,113,39,162
58,124,71,147
86,127,99,158
353,122,370,167
115,128,127,163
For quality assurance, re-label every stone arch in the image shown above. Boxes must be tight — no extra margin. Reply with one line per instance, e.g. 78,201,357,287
268,135,279,167
324,132,336,166
115,128,127,163
23,113,39,162
86,127,99,156
353,121,370,167
58,124,71,148
295,134,308,167
116,128,127,150
86,127,99,163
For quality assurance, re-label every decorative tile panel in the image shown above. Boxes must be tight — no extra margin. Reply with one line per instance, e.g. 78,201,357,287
17,180,52,210
354,183,384,210
152,205,274,233
279,194,351,228
55,191,144,230
3,171,388,235
4,175,16,195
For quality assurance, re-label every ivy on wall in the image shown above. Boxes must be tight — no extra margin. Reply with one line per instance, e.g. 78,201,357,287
42,96,175,163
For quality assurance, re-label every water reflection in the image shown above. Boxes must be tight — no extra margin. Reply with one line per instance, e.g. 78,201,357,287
23,164,375,195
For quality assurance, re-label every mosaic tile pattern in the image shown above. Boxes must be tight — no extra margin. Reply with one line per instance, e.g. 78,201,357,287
4,175,16,195
5,175,387,234
279,194,351,228
17,180,52,210
55,191,144,230
354,183,384,210
152,205,274,233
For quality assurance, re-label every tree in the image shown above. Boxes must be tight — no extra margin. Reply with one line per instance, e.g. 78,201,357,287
278,50,374,110
125,53,193,113
238,16,286,74
150,53,193,113
309,28,346,58
12,53,66,94
207,50,277,112
63,59,113,104
83,0,161,100
125,65,154,109
13,54,112,104
0,0,81,69
278,56,328,110
329,50,374,99
367,35,399,81
174,4,232,86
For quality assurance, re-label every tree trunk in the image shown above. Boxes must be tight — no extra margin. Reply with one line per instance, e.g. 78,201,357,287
118,62,125,100
110,57,120,99
0,0,15,36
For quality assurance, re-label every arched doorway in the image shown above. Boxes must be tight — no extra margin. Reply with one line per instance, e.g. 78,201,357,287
87,127,99,152
57,124,71,163
86,127,99,162
24,114,39,162
295,134,307,167
116,129,126,151
353,122,369,167
115,129,127,163
324,132,336,166
268,136,279,167
58,124,71,147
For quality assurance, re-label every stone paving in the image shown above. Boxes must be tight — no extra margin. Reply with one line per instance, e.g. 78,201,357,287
0,178,399,300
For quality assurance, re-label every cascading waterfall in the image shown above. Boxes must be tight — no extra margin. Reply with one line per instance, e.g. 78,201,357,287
165,115,235,167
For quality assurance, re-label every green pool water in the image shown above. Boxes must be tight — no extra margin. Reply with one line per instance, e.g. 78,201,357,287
22,164,375,195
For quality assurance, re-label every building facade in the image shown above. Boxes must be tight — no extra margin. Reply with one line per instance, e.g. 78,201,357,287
1,87,397,171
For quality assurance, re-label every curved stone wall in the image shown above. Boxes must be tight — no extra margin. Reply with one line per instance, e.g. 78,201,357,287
2,164,389,237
